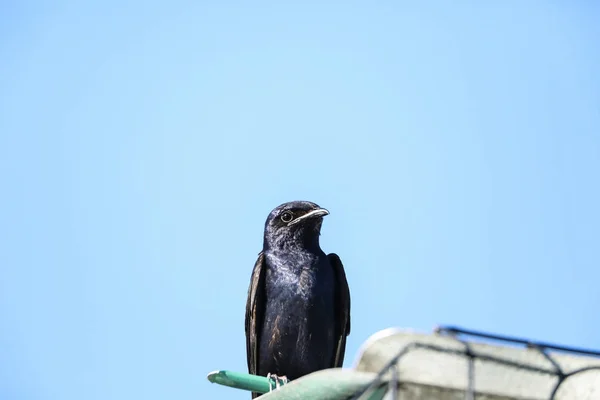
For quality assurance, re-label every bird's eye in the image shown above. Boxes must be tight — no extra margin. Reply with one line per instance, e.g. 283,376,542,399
280,211,294,223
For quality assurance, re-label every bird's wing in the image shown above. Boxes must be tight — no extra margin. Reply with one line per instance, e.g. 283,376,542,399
245,252,267,377
327,253,351,368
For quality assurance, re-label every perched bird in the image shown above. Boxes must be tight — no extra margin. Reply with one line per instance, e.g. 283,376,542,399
245,201,351,398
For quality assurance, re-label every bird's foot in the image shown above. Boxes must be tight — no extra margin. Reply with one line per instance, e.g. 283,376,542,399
277,375,288,387
266,373,289,391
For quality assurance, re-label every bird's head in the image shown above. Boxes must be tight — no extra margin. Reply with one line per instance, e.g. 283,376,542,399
263,201,330,251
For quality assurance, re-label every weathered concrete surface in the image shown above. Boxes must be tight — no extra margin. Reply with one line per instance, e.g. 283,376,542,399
390,382,538,400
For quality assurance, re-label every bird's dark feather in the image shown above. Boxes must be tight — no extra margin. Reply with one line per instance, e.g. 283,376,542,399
245,252,266,378
328,253,351,367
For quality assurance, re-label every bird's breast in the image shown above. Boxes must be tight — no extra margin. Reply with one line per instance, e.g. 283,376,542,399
264,252,333,301
259,252,337,377
263,253,335,341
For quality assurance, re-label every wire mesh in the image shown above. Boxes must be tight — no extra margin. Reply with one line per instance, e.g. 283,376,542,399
350,326,600,400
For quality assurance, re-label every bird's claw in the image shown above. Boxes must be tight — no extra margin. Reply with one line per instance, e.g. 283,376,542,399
266,373,289,391
277,375,288,388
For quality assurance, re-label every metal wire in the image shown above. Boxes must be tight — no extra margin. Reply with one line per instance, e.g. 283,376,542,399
438,326,600,357
350,325,600,400
439,326,600,400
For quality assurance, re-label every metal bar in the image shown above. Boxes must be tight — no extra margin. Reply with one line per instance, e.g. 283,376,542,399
389,363,398,400
465,343,475,400
437,326,600,357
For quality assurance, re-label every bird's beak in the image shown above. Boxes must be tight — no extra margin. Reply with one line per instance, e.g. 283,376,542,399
288,208,329,226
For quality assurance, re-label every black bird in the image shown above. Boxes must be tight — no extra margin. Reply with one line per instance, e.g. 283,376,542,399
245,201,351,398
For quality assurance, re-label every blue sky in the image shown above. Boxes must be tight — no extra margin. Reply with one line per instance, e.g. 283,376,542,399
1,1,599,399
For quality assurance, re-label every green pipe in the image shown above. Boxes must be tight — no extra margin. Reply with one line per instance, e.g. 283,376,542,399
207,370,287,394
